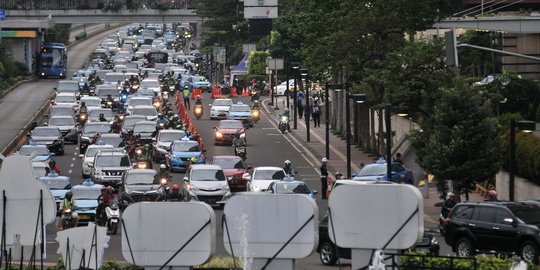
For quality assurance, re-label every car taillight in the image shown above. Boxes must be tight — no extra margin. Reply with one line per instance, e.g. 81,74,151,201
444,219,449,225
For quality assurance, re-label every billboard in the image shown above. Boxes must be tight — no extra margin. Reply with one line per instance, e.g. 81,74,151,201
244,6,278,19
244,0,278,6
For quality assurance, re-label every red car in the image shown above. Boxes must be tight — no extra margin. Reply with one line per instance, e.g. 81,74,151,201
213,120,246,145
209,155,251,192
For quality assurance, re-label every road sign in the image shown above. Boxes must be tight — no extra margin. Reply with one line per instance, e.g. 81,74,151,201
0,9,6,21
266,57,284,70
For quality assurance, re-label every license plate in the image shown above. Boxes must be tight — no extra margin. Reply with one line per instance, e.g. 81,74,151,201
79,214,89,220
207,200,216,204
111,219,118,223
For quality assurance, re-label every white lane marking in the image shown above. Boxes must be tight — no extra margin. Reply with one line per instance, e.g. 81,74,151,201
262,128,275,130
70,164,74,167
72,157,75,161
267,134,282,136
68,170,72,174
75,147,79,150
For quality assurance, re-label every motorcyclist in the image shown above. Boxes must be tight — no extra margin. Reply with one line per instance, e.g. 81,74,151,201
155,164,172,184
484,190,499,202
79,102,88,114
232,132,246,156
167,184,184,201
156,113,169,127
96,186,115,225
82,82,90,91
58,191,78,230
252,100,261,110
441,192,457,218
48,160,61,174
195,95,203,106
283,160,294,177
129,75,139,85
111,118,122,133
98,113,107,122
123,79,131,89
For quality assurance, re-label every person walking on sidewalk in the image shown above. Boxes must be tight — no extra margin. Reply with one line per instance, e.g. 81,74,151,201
297,90,305,119
320,158,329,200
312,100,321,127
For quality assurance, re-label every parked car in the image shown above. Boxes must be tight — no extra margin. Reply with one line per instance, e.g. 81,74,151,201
443,201,540,263
352,158,414,184
317,215,440,265
209,155,251,192
248,166,286,192
79,144,115,178
183,164,231,206
166,138,206,172
210,98,233,120
17,144,52,163
91,151,131,188
29,126,64,155
266,180,317,199
120,169,165,204
71,180,104,226
38,175,71,214
213,120,246,145
152,129,186,163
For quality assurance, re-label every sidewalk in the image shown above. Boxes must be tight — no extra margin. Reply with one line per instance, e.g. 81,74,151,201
264,95,484,231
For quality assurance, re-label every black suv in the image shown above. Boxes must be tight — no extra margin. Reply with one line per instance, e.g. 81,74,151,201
317,215,440,265
443,201,540,263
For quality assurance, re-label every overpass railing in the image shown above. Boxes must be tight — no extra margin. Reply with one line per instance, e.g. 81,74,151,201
0,0,196,10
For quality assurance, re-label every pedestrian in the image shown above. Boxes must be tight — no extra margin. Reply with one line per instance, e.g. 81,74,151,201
320,158,329,200
183,85,191,110
312,101,321,127
394,152,404,165
297,90,305,119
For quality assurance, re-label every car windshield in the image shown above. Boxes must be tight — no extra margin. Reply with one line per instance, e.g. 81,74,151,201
173,141,200,152
141,80,160,88
101,137,123,147
96,88,117,98
95,155,130,167
40,178,70,190
125,173,156,185
275,183,311,194
356,165,386,176
82,99,101,107
191,169,226,181
213,100,232,106
219,121,243,129
19,146,49,156
49,117,75,126
72,188,101,200
254,170,285,180
194,76,208,82
57,82,78,92
123,117,145,129
83,123,110,133
55,95,76,103
508,205,540,225
134,123,156,133
104,74,126,83
128,98,151,107
86,147,113,158
32,128,60,137
50,107,74,116
213,158,245,169
159,132,186,142
132,107,157,117
230,105,250,112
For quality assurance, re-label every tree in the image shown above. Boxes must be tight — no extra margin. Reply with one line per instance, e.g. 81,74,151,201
411,79,502,199
457,30,501,77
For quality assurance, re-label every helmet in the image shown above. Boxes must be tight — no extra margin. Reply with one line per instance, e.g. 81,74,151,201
107,93,112,97
160,164,166,169
335,171,343,177
284,160,291,166
81,102,86,106
49,160,56,167
284,108,290,114
446,192,455,200
196,95,201,99
322,157,327,162
184,85,189,89
65,191,73,199
106,186,114,192
255,100,259,104
172,184,180,191
488,190,497,197
99,113,104,118
158,113,164,117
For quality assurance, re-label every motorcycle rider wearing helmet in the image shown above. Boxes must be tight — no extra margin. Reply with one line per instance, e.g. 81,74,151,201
98,113,107,122
155,164,172,184
283,160,294,177
252,100,260,110
79,102,88,114
48,160,61,174
232,132,246,156
195,95,203,106
167,184,184,201
96,186,115,226
441,192,457,218
129,75,139,85
58,191,78,230
157,113,169,126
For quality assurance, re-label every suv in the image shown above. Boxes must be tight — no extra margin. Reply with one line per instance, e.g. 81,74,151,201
120,169,165,204
92,151,131,187
183,164,231,206
79,144,114,178
444,201,540,263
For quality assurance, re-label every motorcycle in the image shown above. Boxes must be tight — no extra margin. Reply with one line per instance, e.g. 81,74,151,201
119,93,128,104
278,114,290,134
251,109,261,123
152,97,162,109
235,146,247,161
130,82,140,94
77,112,88,125
133,144,153,169
104,201,120,235
251,90,259,101
194,104,203,120
62,208,75,230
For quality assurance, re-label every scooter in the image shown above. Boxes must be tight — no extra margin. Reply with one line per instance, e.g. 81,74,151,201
105,201,120,235
77,112,88,125
62,208,75,230
279,114,290,134
194,104,203,120
251,109,261,123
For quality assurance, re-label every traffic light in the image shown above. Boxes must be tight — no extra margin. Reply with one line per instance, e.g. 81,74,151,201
445,30,458,66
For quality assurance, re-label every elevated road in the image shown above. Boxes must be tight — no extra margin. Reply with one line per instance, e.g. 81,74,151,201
434,15,540,33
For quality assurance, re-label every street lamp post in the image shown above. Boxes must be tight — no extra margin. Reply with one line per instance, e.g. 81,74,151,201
285,62,290,111
325,83,330,160
509,119,536,201
345,89,366,178
291,63,301,130
385,106,408,182
300,68,309,142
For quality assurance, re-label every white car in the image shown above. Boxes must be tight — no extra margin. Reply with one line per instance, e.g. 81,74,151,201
80,144,114,178
275,79,305,96
210,99,233,120
126,96,152,115
79,96,102,111
53,92,78,108
131,105,158,121
183,164,231,206
140,78,162,96
249,166,287,192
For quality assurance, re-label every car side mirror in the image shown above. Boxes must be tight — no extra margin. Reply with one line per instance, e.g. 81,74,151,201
208,104,212,107
313,190,318,195
183,176,189,182
43,122,48,126
78,154,84,158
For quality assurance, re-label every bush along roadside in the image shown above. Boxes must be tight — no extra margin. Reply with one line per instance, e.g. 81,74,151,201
75,31,88,41
400,252,538,270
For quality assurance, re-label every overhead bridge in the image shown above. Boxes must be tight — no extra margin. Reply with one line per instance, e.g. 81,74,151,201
434,15,540,33
3,9,201,24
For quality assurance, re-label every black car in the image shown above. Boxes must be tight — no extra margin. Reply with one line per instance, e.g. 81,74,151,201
28,127,64,155
443,201,540,263
317,215,440,265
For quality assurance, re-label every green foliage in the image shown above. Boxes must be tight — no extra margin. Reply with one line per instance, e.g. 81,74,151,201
246,51,269,76
195,256,243,268
497,113,523,131
0,43,28,93
75,32,87,41
411,78,502,196
400,252,526,269
457,30,501,77
501,130,540,186
45,24,72,44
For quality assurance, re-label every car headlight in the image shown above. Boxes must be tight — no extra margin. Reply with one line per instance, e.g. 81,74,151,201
170,155,179,160
222,185,230,191
189,185,198,191
215,131,223,138
240,133,245,138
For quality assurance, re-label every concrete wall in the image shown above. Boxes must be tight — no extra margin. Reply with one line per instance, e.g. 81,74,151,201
502,33,540,80
496,171,540,201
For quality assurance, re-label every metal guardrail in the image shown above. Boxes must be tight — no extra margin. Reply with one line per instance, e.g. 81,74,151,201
0,0,196,10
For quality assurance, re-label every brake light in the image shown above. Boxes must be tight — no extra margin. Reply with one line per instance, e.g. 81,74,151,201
444,219,449,225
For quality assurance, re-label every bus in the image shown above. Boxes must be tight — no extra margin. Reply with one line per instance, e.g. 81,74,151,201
38,43,67,79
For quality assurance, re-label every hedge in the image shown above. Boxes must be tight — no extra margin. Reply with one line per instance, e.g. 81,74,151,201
504,131,540,186
401,252,537,270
